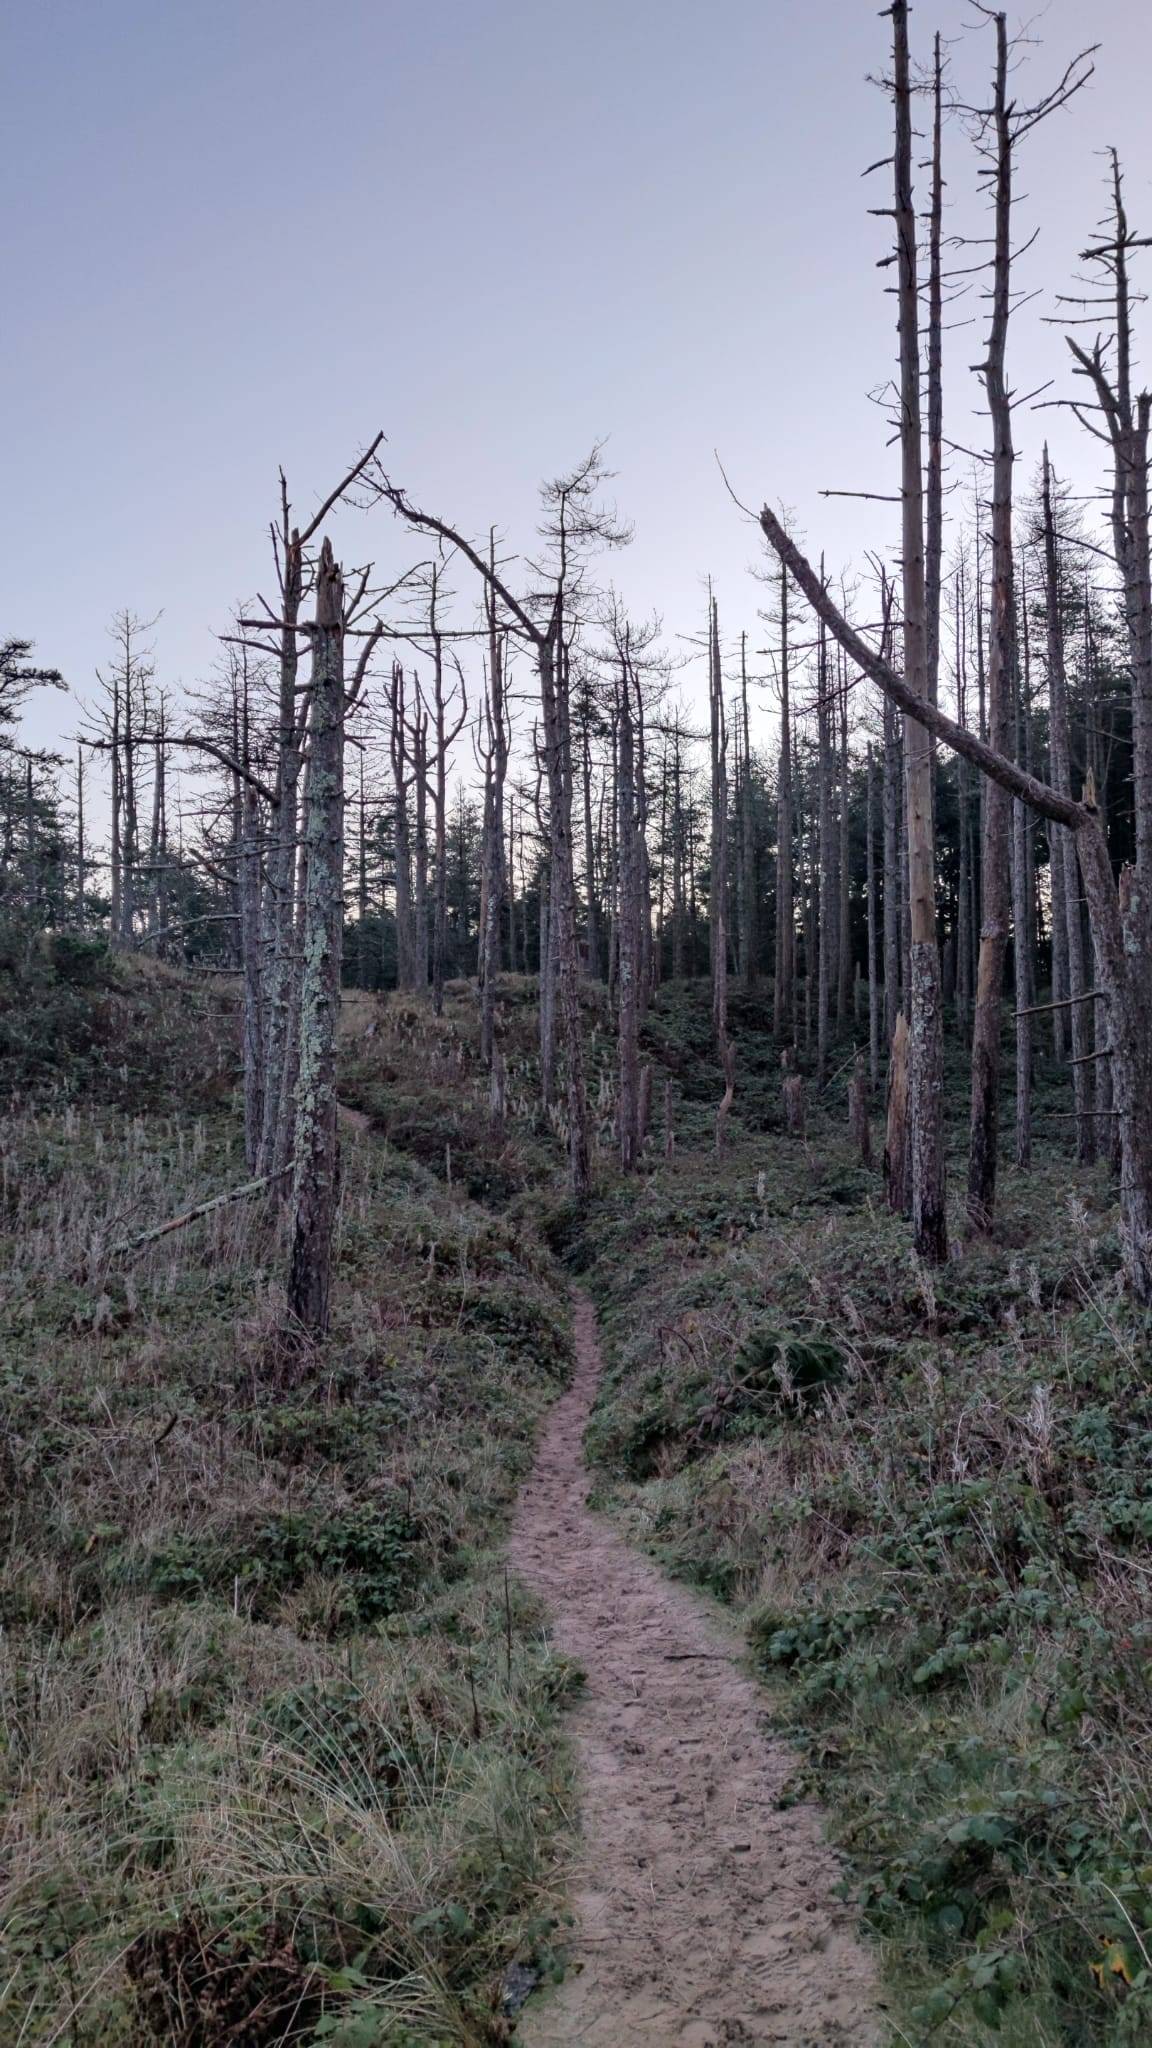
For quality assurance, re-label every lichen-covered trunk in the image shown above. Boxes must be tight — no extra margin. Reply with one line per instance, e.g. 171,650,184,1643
287,541,345,1340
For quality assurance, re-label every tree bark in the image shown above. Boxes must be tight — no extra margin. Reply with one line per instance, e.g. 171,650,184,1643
892,0,948,1263
287,541,346,1340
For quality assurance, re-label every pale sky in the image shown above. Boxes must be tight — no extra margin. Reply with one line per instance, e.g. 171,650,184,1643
3,0,1150,774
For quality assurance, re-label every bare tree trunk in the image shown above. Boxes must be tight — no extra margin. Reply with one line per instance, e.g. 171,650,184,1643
956,566,972,1037
1012,664,1033,1170
480,572,508,1063
967,11,1014,1237
866,743,880,1091
389,663,415,991
740,633,757,990
882,690,901,1042
109,671,122,945
709,597,734,1146
885,1011,912,1216
817,619,834,1077
893,0,948,1262
837,650,852,1027
758,524,1152,1304
773,566,795,1038
538,635,592,1197
287,541,346,1340
413,703,429,991
1042,447,1095,1161
75,745,86,925
616,643,642,1170
429,577,465,1018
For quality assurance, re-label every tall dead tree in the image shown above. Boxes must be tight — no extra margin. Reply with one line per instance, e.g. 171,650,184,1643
1041,449,1095,1160
479,557,509,1065
760,508,1152,1304
773,563,795,1038
966,11,1016,1233
287,543,383,1338
965,14,1091,1232
286,542,347,1339
890,0,948,1262
427,568,467,1017
708,594,735,1145
259,437,383,1177
615,627,643,1169
1064,153,1152,883
372,454,626,1198
388,662,416,989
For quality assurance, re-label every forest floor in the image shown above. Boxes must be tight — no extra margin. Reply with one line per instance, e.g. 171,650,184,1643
509,1289,880,2048
6,951,1152,2046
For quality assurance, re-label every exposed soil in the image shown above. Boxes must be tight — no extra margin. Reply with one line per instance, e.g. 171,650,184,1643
509,1290,882,2048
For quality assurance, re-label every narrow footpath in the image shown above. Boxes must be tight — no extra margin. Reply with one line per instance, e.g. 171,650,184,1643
509,1290,882,2048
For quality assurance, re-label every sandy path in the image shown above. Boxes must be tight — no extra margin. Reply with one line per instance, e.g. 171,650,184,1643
509,1290,882,2048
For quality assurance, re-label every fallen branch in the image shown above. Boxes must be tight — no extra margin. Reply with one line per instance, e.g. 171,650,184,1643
109,1164,293,1259
1015,989,1106,1018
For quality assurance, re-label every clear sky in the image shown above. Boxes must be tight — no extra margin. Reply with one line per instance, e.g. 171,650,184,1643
3,0,1150,766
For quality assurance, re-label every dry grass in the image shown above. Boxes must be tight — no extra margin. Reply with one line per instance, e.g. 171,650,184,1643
0,971,576,2045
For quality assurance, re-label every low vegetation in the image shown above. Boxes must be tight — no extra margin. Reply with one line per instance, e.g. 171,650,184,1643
0,962,576,2046
563,986,1152,2045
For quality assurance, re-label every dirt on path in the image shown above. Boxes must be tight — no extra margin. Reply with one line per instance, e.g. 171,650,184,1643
509,1290,883,2048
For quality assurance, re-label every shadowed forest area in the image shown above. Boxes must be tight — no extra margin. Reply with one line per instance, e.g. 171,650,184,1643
4,1,1152,2043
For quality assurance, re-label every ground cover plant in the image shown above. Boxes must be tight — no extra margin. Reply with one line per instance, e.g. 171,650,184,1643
0,962,577,2046
566,984,1152,2046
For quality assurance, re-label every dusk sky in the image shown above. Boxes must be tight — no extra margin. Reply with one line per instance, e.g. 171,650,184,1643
5,0,1151,768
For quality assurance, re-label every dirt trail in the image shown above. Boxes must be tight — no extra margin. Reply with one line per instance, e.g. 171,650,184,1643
509,1291,882,2048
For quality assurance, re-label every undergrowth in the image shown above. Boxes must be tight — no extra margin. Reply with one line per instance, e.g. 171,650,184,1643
0,966,576,2045
567,983,1152,2047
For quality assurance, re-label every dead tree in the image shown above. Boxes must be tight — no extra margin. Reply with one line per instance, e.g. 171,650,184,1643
889,0,948,1262
254,437,382,1177
865,742,881,1090
286,542,346,1339
1041,450,1095,1160
479,556,509,1065
287,542,384,1338
388,662,417,989
616,628,643,1169
739,633,757,989
427,568,468,1017
965,15,1092,1230
773,563,795,1038
966,12,1016,1234
373,454,627,1200
708,592,735,1146
759,508,1152,1305
1064,153,1152,881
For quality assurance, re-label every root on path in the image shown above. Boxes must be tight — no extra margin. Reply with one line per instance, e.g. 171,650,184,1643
509,1290,881,2048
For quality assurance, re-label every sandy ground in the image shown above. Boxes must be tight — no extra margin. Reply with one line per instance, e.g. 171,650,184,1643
508,1290,882,2048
